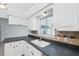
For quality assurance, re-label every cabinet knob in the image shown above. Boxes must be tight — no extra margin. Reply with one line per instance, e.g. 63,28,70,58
16,45,18,47
19,42,21,44
26,47,28,48
31,51,34,55
10,44,12,46
13,46,15,48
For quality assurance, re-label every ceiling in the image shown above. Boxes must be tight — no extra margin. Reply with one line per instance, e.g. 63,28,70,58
7,3,36,12
0,3,49,18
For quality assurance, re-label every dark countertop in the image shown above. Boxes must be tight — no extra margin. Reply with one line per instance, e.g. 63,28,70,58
3,36,79,56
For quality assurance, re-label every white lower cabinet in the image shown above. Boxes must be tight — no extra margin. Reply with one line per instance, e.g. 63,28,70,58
27,44,42,56
23,41,43,56
5,40,43,56
5,42,17,56
4,42,17,56
4,40,24,56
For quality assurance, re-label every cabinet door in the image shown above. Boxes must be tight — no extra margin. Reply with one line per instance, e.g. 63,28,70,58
12,41,19,56
9,15,20,25
28,44,34,56
14,41,24,56
9,15,27,25
29,17,38,30
23,41,28,56
4,43,11,56
4,42,16,56
54,3,75,30
75,4,79,30
28,44,42,56
31,46,42,56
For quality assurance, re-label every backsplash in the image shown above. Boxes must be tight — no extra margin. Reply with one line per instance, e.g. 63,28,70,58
0,18,29,41
57,31,79,39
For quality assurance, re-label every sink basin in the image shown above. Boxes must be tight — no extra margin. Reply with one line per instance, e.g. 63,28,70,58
31,39,50,47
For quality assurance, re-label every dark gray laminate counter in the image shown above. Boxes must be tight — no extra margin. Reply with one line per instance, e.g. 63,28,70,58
4,36,79,56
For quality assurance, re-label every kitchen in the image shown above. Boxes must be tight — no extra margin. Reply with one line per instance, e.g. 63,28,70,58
0,3,79,56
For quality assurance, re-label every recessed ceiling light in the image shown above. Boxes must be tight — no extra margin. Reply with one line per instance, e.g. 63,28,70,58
42,13,46,16
41,11,47,17
0,3,7,10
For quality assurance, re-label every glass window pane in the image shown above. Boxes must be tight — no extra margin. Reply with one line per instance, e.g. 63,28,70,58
41,28,43,34
40,18,47,35
41,28,47,35
47,17,53,27
40,16,53,35
47,28,52,35
40,19,46,26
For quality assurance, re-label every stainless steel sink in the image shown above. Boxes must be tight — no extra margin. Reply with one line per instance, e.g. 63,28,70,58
31,39,50,48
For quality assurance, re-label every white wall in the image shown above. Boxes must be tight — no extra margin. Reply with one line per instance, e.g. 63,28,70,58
0,18,28,41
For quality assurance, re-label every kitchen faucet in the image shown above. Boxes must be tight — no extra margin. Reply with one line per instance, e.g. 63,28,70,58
39,36,42,41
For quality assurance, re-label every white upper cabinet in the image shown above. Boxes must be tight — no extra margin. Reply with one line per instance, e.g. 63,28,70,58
29,17,38,30
9,15,27,25
32,17,38,30
75,4,79,30
53,3,75,31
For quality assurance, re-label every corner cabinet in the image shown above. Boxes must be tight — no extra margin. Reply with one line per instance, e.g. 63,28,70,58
9,15,27,26
4,40,24,56
53,3,76,31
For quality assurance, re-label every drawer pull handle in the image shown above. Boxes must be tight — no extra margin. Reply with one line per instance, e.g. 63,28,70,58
16,45,18,47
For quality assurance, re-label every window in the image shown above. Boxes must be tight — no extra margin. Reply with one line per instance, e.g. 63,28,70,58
40,18,47,35
40,16,53,35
